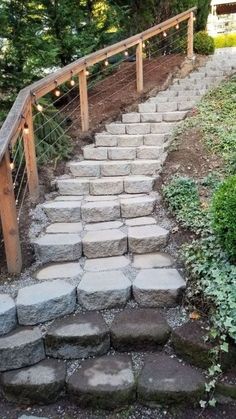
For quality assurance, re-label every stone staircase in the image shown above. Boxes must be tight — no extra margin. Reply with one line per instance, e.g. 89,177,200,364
1,48,236,414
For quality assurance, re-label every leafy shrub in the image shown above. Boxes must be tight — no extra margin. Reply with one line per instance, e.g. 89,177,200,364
182,235,236,342
162,176,209,233
214,33,236,49
194,31,215,55
211,175,236,261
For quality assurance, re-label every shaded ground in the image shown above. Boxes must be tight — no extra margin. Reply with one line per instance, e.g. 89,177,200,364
1,397,235,419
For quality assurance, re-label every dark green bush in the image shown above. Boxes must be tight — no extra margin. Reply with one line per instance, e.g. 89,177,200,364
194,31,215,55
211,175,236,261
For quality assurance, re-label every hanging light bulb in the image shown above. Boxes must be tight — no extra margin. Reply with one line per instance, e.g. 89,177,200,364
104,54,109,66
124,45,129,57
10,162,15,171
176,23,179,30
193,16,196,21
53,80,61,97
163,31,167,38
70,70,75,86
142,41,146,49
36,102,43,112
23,122,29,135
85,69,90,76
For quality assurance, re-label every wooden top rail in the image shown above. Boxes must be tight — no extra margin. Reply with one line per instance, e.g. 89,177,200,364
0,6,196,162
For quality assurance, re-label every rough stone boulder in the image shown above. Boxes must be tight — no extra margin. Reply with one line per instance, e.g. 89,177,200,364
111,309,171,351
2,359,66,404
45,312,110,359
137,353,205,405
67,355,136,409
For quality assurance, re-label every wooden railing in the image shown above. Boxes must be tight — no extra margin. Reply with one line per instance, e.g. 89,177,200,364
0,7,196,274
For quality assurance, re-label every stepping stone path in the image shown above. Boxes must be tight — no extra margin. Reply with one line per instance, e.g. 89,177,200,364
1,48,236,411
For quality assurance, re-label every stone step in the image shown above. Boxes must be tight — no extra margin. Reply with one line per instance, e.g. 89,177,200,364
35,262,82,281
132,252,174,269
149,94,201,103
33,233,82,263
82,229,127,258
0,294,17,336
41,200,81,222
137,353,205,405
106,122,176,135
69,159,161,177
110,309,171,351
95,133,168,148
56,176,155,196
2,359,66,405
128,224,169,254
84,255,130,271
77,271,131,310
16,280,77,325
0,327,45,372
45,312,110,359
133,268,186,307
46,222,83,234
171,321,236,370
81,195,157,223
67,355,135,409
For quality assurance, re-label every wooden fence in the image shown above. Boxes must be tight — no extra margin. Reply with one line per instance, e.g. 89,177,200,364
0,7,196,274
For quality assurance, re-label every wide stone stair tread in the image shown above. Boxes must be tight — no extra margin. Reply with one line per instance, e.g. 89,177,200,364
67,354,135,409
137,352,205,405
171,320,236,370
106,122,176,135
56,175,155,196
95,133,168,148
16,279,76,325
2,359,66,404
77,271,131,310
33,233,82,263
110,308,171,351
0,294,17,336
128,224,169,254
133,268,186,307
45,312,110,359
35,262,82,281
0,327,45,372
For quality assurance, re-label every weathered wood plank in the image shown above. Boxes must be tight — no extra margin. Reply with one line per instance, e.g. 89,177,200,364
23,105,39,202
79,68,89,132
136,41,143,93
0,151,22,273
187,12,194,59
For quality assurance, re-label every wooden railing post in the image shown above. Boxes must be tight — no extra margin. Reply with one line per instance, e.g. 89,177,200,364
23,104,39,203
79,68,89,131
187,11,194,59
0,151,22,273
136,41,144,93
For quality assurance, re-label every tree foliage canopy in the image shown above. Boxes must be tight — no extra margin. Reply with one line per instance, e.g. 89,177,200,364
0,0,211,118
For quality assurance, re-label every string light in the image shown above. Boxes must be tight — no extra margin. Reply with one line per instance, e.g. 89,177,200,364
104,54,109,67
10,162,15,171
36,102,43,112
163,31,167,38
85,69,90,76
53,80,61,97
142,41,146,49
70,70,75,86
23,122,29,135
124,45,129,57
193,16,196,21
176,23,179,29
